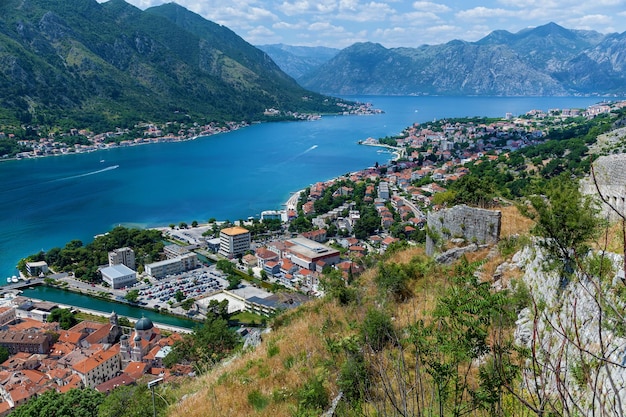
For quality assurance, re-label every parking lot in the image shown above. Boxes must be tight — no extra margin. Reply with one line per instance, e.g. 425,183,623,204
133,265,229,310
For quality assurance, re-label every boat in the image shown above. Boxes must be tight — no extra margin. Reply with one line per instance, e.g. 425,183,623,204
11,276,18,283
6,277,10,283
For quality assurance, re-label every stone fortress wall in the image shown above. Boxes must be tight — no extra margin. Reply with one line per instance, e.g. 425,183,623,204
581,154,626,221
425,204,501,256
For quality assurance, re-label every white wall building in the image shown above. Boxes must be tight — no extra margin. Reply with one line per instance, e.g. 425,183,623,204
144,253,198,279
100,264,137,289
219,226,251,258
108,247,135,270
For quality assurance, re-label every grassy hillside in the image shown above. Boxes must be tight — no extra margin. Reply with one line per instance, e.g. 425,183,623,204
0,0,348,132
166,206,535,417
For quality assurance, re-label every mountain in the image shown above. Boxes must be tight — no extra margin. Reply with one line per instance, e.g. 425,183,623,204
0,0,347,131
256,44,339,80
298,23,626,96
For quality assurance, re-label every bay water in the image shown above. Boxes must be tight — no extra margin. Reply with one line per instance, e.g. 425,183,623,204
0,96,606,279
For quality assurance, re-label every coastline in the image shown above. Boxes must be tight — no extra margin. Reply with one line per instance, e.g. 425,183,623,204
358,138,404,160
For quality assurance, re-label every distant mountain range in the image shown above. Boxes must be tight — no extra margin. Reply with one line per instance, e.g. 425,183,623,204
0,0,347,131
260,23,626,96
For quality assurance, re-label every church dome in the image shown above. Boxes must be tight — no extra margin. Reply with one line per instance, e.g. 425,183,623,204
135,316,154,331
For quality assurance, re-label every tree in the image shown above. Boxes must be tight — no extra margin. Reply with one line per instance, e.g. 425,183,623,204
169,315,240,370
48,308,78,330
206,299,229,320
174,290,185,303
523,174,602,275
226,275,241,290
12,388,104,417
181,298,195,311
0,346,9,364
97,385,155,417
125,289,140,303
191,220,198,227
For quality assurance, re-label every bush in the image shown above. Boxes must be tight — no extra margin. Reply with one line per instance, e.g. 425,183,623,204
361,308,395,352
247,390,270,411
297,376,328,415
338,353,370,403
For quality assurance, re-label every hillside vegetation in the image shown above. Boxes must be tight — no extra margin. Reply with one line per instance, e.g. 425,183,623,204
0,0,348,133
166,207,534,417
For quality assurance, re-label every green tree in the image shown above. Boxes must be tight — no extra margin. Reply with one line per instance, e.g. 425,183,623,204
47,308,78,330
125,289,140,303
174,290,185,303
97,385,155,417
523,175,602,274
12,388,104,417
0,346,9,363
181,298,195,311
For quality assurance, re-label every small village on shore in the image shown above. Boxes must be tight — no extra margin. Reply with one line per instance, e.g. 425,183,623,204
1,102,381,161
0,99,623,414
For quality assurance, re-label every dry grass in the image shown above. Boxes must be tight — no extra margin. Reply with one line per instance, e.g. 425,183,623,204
169,300,356,417
498,205,534,238
592,220,625,255
168,209,536,417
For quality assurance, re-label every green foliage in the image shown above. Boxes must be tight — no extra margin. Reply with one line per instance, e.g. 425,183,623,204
11,388,104,417
296,375,329,415
226,275,242,290
319,269,357,305
27,226,163,282
47,308,78,330
449,174,496,208
361,308,395,352
205,299,229,320
584,252,615,282
180,298,195,311
97,384,160,417
247,390,270,411
124,289,140,303
168,315,240,371
0,346,9,364
338,352,370,404
524,175,603,272
375,261,412,301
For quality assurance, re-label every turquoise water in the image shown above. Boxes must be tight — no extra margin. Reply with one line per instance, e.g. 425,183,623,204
20,285,197,328
0,96,606,279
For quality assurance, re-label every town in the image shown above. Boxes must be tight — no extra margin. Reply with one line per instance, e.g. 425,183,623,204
0,100,623,415
2,102,381,160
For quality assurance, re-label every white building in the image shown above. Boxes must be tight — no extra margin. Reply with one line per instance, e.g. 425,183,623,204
144,253,198,279
108,247,135,270
72,346,122,388
25,261,48,277
219,226,251,258
100,264,137,289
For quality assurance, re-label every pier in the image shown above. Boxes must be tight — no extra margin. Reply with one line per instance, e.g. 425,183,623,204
0,278,44,294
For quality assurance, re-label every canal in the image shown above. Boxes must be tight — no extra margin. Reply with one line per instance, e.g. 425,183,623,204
21,285,199,329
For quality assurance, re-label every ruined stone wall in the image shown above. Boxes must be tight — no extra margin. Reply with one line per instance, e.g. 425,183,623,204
581,154,626,221
425,204,501,256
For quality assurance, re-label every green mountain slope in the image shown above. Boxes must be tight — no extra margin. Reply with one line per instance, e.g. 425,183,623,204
0,0,346,131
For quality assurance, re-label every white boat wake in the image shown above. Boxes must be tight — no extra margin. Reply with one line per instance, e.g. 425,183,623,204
55,165,119,181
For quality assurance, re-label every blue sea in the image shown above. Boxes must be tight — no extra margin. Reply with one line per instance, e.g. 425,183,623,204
0,96,609,278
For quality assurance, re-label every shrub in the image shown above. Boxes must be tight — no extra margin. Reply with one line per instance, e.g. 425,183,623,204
297,376,328,415
361,308,395,352
247,389,270,411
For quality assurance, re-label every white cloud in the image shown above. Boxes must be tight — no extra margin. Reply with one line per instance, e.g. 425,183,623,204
335,1,396,22
456,7,515,20
412,1,451,13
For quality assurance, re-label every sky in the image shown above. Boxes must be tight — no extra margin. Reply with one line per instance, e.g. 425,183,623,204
106,0,626,49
